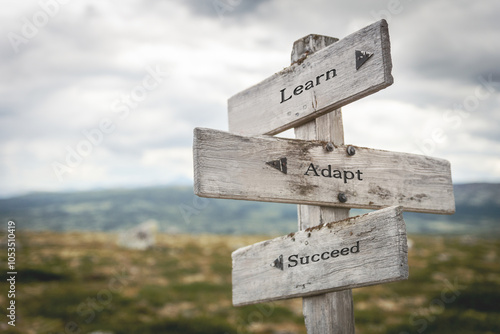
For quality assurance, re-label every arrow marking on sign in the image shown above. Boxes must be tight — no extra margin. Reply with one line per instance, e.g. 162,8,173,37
266,157,287,174
193,128,455,214
355,50,373,70
271,255,284,270
232,206,408,306
228,20,393,136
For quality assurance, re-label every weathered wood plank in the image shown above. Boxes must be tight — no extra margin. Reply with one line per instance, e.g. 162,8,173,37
193,128,455,214
232,206,408,306
228,19,393,136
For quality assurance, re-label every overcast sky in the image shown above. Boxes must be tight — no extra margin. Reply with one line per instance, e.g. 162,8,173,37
1,0,499,198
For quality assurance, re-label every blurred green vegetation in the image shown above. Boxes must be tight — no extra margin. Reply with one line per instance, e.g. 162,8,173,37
0,231,498,333
1,183,499,235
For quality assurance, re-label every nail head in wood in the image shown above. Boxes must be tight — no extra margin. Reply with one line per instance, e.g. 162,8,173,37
347,145,356,156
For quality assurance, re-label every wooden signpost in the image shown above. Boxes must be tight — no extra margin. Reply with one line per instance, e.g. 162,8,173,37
192,19,455,333
194,128,455,214
228,20,393,136
232,205,408,306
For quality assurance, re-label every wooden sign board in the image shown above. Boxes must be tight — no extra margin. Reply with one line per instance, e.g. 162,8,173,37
193,128,455,214
232,206,408,306
228,19,393,136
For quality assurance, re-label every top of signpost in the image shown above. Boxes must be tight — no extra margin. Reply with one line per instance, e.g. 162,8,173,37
291,34,339,65
228,19,393,136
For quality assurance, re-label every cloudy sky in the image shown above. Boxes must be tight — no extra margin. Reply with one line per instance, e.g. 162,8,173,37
1,0,499,198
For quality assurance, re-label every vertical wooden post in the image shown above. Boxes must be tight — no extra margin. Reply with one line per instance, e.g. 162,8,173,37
293,36,356,334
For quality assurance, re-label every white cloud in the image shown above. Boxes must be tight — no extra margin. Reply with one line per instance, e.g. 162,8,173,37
0,0,499,197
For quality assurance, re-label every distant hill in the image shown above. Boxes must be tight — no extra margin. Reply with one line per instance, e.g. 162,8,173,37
0,183,498,235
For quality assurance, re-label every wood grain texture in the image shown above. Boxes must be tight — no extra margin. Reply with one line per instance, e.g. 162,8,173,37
231,205,409,306
296,112,354,334
291,34,339,65
228,19,393,136
303,291,354,334
193,128,455,214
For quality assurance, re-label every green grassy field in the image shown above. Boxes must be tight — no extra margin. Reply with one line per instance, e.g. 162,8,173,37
1,231,499,334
